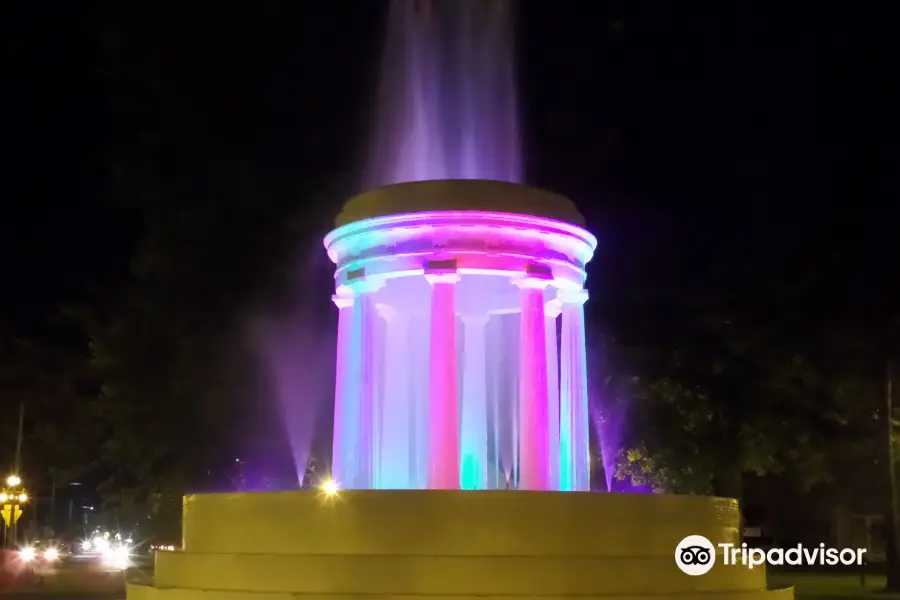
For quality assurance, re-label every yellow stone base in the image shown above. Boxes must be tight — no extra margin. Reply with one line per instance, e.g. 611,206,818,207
129,490,793,600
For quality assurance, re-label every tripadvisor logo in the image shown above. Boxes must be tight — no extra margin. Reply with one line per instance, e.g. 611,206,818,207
675,535,867,576
675,535,716,576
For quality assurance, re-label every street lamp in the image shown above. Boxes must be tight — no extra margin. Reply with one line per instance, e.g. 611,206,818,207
2,474,27,548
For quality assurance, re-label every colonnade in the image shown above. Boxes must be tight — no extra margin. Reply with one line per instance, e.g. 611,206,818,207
331,273,590,491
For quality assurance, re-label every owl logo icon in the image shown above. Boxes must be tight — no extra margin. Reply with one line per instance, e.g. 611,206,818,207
675,535,716,575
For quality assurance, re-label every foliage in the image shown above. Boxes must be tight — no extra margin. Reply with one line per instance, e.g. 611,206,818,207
605,286,838,498
54,3,373,534
0,333,99,488
66,165,345,533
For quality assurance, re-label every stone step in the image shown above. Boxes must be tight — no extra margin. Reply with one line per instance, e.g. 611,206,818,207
153,552,768,596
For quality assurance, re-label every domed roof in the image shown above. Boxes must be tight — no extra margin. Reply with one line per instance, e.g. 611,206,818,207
335,179,586,228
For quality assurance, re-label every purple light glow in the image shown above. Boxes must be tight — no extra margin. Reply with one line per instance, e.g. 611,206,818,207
586,337,653,494
253,315,332,488
324,209,596,292
590,402,623,492
366,1,521,187
589,400,652,494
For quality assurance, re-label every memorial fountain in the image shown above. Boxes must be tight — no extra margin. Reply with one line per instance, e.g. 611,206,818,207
128,2,791,599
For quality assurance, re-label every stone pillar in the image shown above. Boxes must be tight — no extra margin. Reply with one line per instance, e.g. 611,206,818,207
545,299,562,491
516,277,551,491
330,293,355,487
355,287,378,489
426,272,460,489
371,308,385,488
378,304,413,489
331,280,381,489
460,314,489,490
559,288,590,492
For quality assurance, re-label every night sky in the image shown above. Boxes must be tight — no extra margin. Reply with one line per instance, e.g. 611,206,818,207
4,2,898,357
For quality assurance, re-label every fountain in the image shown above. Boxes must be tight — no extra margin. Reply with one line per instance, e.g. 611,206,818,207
127,2,792,599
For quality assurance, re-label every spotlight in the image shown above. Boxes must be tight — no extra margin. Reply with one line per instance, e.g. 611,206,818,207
6,475,21,487
320,479,339,496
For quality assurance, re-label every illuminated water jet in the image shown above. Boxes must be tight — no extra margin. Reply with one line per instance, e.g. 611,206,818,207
366,0,521,187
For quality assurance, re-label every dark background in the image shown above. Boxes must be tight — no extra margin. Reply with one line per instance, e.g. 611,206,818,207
5,2,897,335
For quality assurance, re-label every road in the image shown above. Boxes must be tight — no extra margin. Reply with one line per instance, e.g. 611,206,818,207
0,556,153,598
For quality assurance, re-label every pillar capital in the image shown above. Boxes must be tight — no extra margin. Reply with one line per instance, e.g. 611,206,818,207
339,278,385,297
425,258,459,286
514,276,551,291
332,295,354,309
558,288,589,305
544,299,563,318
460,313,490,326
425,273,460,286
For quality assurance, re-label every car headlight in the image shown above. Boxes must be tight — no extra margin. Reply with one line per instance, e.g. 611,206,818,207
19,546,36,562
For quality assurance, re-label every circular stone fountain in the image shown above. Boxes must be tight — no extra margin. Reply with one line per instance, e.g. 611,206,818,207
127,181,792,600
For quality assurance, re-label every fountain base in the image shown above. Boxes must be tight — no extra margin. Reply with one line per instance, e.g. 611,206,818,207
128,490,792,600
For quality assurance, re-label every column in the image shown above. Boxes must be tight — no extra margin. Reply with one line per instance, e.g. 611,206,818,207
356,288,378,489
378,304,413,489
545,300,562,491
516,277,551,491
559,289,590,492
331,294,355,487
371,309,386,488
426,272,460,489
460,314,489,490
331,280,381,489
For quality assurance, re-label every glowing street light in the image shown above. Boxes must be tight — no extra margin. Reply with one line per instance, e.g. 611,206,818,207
2,474,28,547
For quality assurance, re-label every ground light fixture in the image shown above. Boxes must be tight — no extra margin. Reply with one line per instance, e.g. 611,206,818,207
320,479,340,496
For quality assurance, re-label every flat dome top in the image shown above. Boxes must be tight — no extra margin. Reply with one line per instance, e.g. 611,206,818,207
335,179,587,228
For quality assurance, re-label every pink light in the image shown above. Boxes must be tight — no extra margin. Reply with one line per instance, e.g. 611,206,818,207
517,279,551,490
426,273,460,489
324,209,596,294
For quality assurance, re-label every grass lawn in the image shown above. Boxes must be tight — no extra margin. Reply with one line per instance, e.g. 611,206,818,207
769,572,900,599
